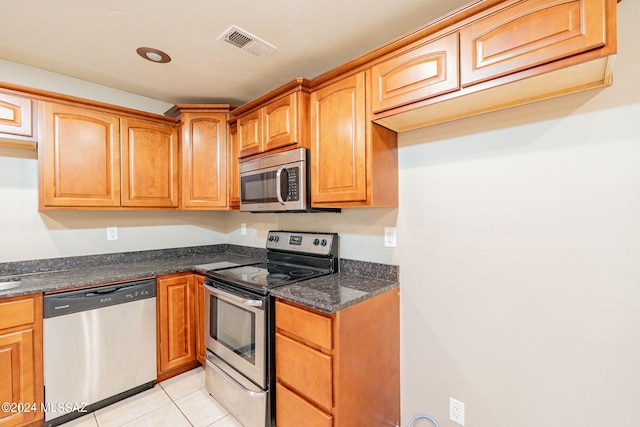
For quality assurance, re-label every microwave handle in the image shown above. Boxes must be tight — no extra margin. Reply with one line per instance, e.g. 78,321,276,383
275,166,289,205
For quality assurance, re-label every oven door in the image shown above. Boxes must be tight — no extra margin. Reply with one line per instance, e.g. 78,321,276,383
204,282,267,388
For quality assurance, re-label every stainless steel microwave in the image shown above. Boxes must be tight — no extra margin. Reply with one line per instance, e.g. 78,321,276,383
240,148,340,213
239,148,307,212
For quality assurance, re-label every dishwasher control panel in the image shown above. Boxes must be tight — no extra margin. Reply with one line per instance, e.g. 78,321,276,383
43,279,156,318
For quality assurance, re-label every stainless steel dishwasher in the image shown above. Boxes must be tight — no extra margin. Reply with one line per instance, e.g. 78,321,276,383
43,279,157,426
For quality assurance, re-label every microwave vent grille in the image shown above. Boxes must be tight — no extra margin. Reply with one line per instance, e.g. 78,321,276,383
218,25,277,58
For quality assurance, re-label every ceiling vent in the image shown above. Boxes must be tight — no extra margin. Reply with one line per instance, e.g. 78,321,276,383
218,25,277,58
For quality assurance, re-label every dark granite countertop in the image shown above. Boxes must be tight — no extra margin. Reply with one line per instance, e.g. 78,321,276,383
270,272,398,314
0,245,399,313
0,245,264,299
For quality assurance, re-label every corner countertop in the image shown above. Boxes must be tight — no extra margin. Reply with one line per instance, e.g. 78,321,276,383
270,272,398,314
0,246,399,314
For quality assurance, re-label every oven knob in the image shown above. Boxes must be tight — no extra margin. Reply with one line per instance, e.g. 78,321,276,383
313,238,320,246
274,236,279,242
321,239,328,246
268,236,274,241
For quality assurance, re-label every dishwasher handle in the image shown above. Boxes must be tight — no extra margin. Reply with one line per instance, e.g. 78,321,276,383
44,279,156,318
85,285,136,297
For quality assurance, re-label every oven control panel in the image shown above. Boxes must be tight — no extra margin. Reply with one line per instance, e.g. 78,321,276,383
266,231,338,256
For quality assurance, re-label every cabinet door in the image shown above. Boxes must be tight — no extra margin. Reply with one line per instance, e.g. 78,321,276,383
371,33,460,113
228,123,241,208
238,109,262,158
310,72,367,204
181,113,228,209
157,274,196,375
121,118,179,208
263,93,297,153
460,0,607,86
0,294,43,427
40,102,121,208
194,275,205,365
0,91,38,146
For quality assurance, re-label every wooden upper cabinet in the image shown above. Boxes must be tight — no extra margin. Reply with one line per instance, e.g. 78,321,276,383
311,71,398,207
238,92,300,157
311,72,367,204
234,78,310,159
371,32,460,113
121,118,179,208
166,104,236,210
262,93,298,152
228,122,241,208
460,0,608,86
40,102,121,208
0,90,38,147
182,112,227,208
238,108,262,157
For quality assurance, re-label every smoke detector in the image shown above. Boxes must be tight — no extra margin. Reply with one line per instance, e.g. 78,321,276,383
218,25,277,58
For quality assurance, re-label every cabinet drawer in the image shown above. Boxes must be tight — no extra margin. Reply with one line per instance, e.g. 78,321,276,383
0,296,35,330
275,333,332,412
371,33,460,113
460,0,607,86
276,301,332,351
276,382,332,427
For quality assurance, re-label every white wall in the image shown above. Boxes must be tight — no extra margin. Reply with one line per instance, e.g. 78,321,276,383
397,1,640,425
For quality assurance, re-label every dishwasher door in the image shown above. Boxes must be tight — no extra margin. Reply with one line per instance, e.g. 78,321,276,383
43,279,157,425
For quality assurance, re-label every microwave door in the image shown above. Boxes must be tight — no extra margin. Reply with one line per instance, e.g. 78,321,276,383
241,171,278,205
240,164,304,212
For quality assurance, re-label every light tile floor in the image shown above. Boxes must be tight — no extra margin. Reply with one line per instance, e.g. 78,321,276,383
58,367,243,427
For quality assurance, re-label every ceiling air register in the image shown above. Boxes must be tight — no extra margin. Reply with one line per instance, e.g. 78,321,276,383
218,25,277,57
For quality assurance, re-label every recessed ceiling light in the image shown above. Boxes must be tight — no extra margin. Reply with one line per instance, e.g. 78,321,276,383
136,47,171,63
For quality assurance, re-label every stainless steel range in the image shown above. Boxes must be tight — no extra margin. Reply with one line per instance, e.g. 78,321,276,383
203,230,339,427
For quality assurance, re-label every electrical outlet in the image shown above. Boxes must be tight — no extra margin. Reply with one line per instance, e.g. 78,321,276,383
106,226,118,241
384,227,396,247
240,223,247,236
449,398,465,426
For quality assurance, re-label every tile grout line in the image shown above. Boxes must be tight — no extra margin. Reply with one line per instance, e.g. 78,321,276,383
158,383,195,427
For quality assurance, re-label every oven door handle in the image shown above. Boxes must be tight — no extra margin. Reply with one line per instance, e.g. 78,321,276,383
204,283,263,308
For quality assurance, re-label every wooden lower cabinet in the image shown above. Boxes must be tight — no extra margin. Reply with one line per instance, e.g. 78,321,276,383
156,273,199,381
194,274,206,365
275,288,399,427
0,293,43,427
